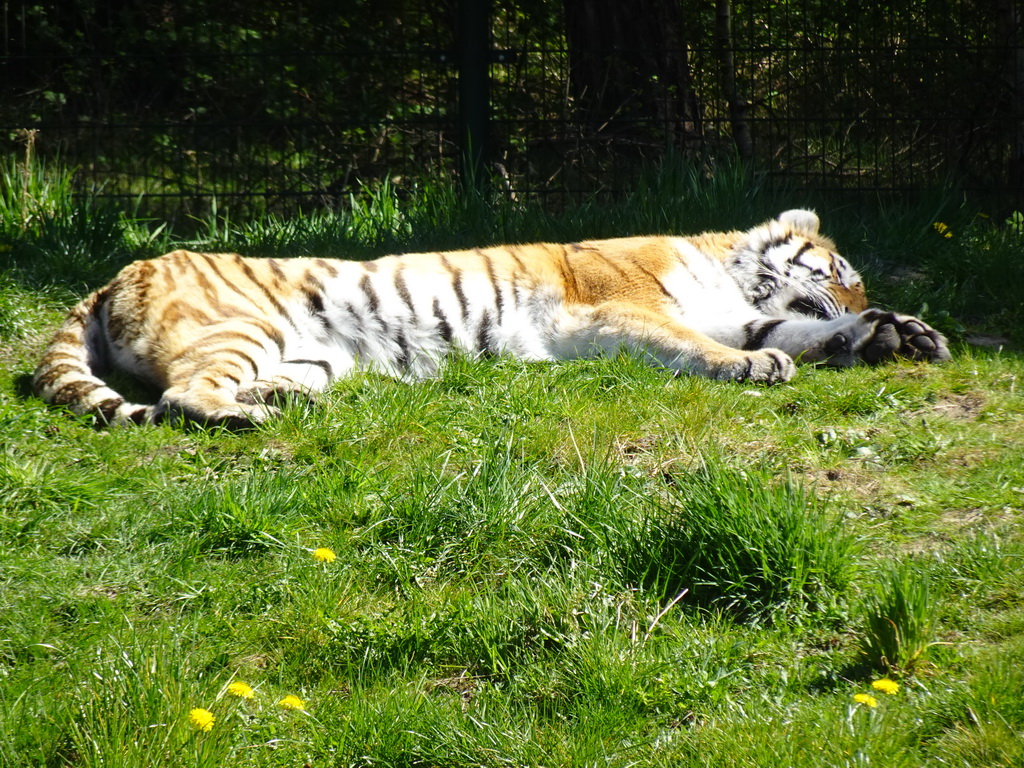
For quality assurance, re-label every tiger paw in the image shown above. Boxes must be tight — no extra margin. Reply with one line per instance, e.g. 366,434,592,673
714,348,796,384
238,380,318,409
855,310,951,364
153,397,279,429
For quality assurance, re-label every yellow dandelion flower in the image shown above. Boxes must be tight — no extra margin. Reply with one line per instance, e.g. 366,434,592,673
871,678,899,695
188,707,215,731
933,222,953,238
227,681,255,699
312,547,336,563
853,693,878,708
279,694,305,710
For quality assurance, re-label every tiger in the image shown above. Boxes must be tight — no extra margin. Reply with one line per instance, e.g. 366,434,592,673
33,209,950,428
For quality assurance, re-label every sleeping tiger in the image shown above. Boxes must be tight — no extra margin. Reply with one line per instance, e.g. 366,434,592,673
33,209,949,428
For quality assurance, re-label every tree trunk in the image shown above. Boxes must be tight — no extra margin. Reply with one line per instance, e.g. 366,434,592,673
996,0,1024,191
563,0,701,151
714,0,753,162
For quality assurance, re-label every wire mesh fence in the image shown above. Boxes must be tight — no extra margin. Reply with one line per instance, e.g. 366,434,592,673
2,1,1020,221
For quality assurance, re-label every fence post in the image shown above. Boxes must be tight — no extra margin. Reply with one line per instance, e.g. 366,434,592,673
457,0,491,192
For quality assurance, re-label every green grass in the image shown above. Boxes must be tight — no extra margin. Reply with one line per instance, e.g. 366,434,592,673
858,559,942,674
1,160,1023,766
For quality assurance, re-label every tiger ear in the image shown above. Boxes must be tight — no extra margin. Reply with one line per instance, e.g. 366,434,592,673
777,209,820,235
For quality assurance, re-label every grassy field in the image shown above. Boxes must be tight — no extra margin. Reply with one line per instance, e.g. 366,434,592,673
1,164,1023,766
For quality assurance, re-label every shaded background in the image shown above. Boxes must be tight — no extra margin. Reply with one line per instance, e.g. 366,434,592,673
2,0,1020,220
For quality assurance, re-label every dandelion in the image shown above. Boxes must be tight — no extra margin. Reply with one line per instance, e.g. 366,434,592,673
279,694,306,710
871,678,899,695
188,707,215,732
933,222,953,238
312,547,336,563
853,693,878,708
227,681,255,699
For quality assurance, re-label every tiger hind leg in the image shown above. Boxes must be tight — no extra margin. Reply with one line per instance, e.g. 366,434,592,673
153,364,289,427
151,352,276,429
157,358,336,428
153,388,277,429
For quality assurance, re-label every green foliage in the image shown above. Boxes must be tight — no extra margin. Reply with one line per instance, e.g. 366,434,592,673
0,450,104,523
616,460,857,620
152,471,312,559
858,559,942,675
56,632,231,768
0,151,76,235
0,152,170,289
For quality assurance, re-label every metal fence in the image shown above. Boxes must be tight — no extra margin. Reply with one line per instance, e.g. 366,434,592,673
2,1,1020,220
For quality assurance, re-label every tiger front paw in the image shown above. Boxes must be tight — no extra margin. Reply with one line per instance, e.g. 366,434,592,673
826,310,951,367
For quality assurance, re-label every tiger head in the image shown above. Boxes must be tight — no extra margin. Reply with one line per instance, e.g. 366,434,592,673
726,209,868,320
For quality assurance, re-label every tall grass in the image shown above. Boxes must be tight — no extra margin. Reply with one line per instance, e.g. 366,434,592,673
613,460,858,620
0,133,76,235
0,150,162,289
858,559,942,674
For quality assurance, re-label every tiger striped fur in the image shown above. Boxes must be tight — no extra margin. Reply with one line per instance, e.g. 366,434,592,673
33,209,950,428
